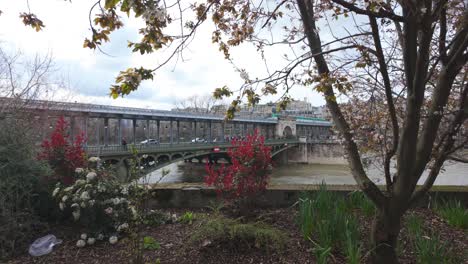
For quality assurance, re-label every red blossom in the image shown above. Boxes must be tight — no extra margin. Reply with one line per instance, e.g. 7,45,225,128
38,116,87,185
205,129,272,201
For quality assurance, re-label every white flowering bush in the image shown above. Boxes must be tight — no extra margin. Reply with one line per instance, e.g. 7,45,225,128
52,162,145,245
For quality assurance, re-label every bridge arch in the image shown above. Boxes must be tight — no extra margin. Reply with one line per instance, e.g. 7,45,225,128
171,153,183,160
283,126,293,138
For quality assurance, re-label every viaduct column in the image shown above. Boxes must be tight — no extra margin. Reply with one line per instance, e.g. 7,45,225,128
104,117,109,146
156,120,160,142
208,120,212,142
221,122,225,142
83,116,88,146
117,118,122,145
176,120,180,143
146,120,150,140
132,118,136,145
170,120,174,144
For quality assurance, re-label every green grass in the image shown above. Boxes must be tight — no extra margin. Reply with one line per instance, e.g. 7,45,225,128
298,183,363,263
434,199,467,229
413,232,460,264
347,191,375,217
406,213,424,236
191,215,288,252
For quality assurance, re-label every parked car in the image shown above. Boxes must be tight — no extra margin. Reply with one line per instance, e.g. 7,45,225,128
140,139,159,145
191,137,206,143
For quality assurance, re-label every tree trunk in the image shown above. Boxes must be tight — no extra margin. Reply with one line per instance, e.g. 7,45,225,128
371,208,402,264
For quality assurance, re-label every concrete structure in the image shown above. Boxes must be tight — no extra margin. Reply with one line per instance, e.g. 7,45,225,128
0,97,332,145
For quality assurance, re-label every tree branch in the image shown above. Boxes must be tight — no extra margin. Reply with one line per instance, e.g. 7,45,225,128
331,0,404,22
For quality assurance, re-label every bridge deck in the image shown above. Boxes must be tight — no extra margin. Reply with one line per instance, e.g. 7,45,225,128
85,139,301,157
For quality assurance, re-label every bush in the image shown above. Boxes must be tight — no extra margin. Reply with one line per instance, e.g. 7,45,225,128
38,116,87,185
205,130,272,207
52,161,146,244
0,118,51,260
191,215,287,252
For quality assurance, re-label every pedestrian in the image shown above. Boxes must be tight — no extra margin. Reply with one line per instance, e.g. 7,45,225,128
121,137,127,150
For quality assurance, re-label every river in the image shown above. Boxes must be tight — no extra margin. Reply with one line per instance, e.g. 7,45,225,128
142,160,468,186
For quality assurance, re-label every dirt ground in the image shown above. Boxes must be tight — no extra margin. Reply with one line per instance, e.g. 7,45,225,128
7,207,467,264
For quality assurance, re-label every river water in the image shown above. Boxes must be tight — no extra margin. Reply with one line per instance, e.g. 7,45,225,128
143,160,468,186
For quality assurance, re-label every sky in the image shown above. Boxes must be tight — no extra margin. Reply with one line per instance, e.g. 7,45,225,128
0,0,327,110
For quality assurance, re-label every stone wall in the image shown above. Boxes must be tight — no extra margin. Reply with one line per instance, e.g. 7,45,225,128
275,142,346,165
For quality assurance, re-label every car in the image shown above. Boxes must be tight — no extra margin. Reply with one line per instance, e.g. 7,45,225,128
140,139,159,145
191,137,206,143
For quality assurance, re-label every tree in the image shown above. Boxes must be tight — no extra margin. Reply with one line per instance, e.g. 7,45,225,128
38,116,87,185
173,94,224,114
11,0,468,262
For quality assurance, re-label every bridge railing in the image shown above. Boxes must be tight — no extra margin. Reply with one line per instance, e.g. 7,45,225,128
84,138,301,156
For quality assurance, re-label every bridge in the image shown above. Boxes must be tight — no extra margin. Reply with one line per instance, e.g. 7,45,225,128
85,139,301,179
1,97,333,147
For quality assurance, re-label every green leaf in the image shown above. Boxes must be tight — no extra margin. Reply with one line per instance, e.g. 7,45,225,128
105,0,120,9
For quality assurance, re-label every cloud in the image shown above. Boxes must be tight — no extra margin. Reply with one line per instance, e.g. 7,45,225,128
1,0,328,110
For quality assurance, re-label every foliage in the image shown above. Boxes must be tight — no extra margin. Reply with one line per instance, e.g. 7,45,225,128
191,215,287,252
143,236,161,250
0,118,51,260
179,211,195,224
347,191,375,217
434,199,468,230
205,130,272,205
405,213,424,236
141,210,171,227
298,185,363,264
52,160,146,244
38,116,87,185
413,232,460,264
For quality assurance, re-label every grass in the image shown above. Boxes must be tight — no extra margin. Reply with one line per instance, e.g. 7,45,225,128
191,215,288,252
413,232,460,264
434,199,467,229
298,183,363,263
347,191,375,217
406,213,424,236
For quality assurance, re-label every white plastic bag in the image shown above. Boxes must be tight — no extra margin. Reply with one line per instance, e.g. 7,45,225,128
28,234,62,257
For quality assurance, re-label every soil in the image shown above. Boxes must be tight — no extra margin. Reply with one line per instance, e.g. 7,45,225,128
7,207,467,264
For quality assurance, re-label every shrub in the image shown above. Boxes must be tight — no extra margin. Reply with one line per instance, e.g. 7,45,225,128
0,118,51,260
434,199,467,229
52,161,146,244
205,130,272,206
191,215,287,252
38,116,87,185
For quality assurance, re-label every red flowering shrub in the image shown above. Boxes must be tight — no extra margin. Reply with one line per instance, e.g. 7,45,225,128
205,130,272,202
38,116,87,185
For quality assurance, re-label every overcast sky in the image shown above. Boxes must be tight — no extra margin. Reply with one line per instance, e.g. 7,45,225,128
0,0,327,110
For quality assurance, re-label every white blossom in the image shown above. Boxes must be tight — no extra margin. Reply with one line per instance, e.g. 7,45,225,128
71,203,79,209
97,234,104,240
76,239,86,248
105,207,113,215
86,172,97,182
121,186,129,195
87,237,96,245
80,191,90,200
80,202,87,208
112,198,121,205
72,210,81,221
61,195,68,202
52,187,60,197
239,70,249,81
81,233,88,240
89,200,96,207
75,179,86,186
117,223,129,232
64,186,74,192
59,202,65,211
88,157,101,163
75,168,84,174
109,236,118,245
